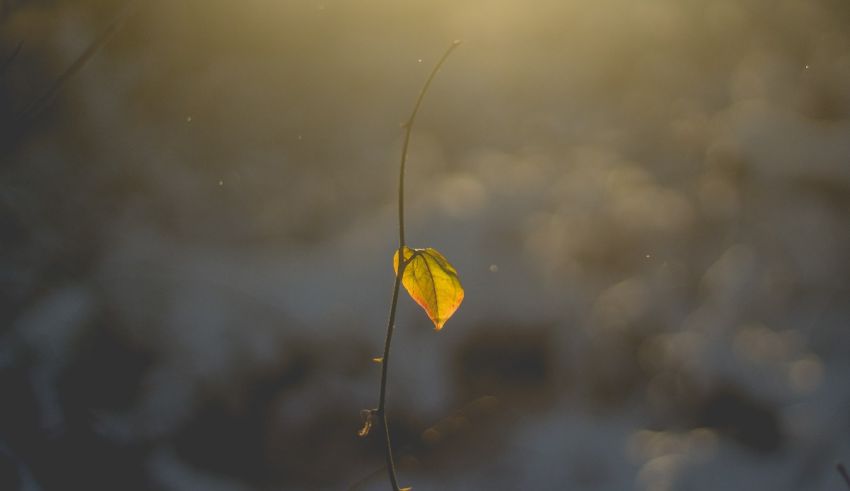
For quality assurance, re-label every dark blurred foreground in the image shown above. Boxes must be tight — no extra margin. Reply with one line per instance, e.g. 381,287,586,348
2,1,850,490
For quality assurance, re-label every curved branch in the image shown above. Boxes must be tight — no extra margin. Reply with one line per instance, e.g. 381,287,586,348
398,40,462,248
373,40,461,491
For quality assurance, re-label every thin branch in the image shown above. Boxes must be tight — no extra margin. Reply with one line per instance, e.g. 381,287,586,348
398,40,461,248
20,0,140,121
377,259,406,490
371,40,461,491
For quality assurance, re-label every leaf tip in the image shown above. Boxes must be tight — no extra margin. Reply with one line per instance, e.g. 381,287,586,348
395,247,464,331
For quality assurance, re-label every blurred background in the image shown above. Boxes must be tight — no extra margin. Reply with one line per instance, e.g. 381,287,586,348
2,0,850,489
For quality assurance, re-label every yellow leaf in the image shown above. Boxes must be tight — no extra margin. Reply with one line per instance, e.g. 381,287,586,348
393,246,464,330
357,409,374,438
372,357,383,363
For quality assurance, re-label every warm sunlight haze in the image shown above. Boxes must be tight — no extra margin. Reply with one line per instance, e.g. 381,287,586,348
2,0,850,490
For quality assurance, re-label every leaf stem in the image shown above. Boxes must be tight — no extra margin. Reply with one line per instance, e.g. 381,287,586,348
376,40,461,491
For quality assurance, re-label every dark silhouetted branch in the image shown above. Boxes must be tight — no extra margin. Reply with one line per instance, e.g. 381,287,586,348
20,0,141,121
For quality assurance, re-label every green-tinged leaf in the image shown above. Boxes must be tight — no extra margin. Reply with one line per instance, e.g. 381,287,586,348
393,246,464,330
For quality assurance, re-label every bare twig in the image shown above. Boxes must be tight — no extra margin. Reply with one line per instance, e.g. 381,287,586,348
365,40,461,491
376,258,407,490
20,0,141,121
397,40,461,247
